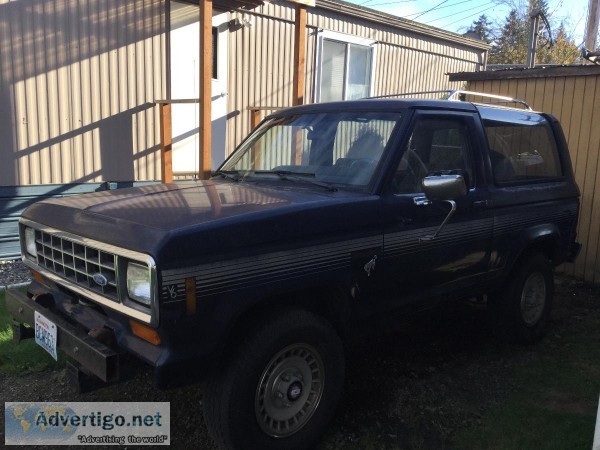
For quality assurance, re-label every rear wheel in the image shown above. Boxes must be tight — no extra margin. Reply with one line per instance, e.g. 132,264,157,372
488,251,554,344
204,310,345,450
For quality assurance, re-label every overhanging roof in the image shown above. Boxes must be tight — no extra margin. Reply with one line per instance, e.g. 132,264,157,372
315,0,491,51
449,65,600,81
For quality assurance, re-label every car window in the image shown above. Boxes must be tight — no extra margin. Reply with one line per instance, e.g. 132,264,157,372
221,112,402,190
391,117,474,194
482,114,562,184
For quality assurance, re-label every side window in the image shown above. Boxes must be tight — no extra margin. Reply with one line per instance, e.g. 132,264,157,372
392,117,474,194
483,117,562,183
317,32,375,102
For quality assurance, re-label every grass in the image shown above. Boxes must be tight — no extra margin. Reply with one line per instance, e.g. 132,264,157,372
452,299,600,450
0,289,63,375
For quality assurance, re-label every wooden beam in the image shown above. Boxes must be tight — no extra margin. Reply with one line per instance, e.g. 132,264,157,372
292,5,307,165
159,103,173,183
292,5,307,106
250,108,263,169
250,108,263,130
199,0,213,179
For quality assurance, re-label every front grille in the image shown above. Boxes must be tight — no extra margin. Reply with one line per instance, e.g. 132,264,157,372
34,229,119,301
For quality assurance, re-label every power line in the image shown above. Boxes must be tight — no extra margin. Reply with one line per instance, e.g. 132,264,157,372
549,0,564,17
412,0,453,20
438,3,497,28
403,0,480,18
425,0,495,25
360,0,420,7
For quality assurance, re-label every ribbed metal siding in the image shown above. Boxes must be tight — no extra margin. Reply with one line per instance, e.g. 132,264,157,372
0,182,160,260
468,75,600,284
226,2,484,157
0,0,167,187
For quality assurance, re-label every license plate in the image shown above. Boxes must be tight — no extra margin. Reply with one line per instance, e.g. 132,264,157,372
34,311,58,360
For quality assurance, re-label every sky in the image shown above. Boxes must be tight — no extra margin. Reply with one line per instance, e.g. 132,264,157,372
345,0,592,45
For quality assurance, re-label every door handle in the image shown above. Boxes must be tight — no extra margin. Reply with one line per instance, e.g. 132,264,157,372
473,200,488,209
413,196,431,206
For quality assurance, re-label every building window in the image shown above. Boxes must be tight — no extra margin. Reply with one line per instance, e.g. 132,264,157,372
317,32,376,102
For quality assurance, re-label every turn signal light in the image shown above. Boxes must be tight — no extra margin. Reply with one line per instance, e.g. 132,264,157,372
130,320,161,345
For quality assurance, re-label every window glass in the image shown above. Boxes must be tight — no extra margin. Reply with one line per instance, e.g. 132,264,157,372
483,117,561,183
392,118,474,194
320,39,373,102
347,44,372,100
221,112,401,190
321,40,346,102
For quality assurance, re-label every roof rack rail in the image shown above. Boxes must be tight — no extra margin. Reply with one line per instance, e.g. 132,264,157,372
367,89,532,110
446,90,532,110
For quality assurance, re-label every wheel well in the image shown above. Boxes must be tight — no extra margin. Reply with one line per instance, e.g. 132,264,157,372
523,237,561,266
219,286,350,361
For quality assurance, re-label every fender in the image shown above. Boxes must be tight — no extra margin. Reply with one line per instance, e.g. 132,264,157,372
504,223,561,274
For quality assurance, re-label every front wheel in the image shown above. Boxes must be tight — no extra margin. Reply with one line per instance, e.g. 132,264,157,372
204,310,345,450
488,251,554,344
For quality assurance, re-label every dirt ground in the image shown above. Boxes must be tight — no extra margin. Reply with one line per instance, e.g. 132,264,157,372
1,275,599,449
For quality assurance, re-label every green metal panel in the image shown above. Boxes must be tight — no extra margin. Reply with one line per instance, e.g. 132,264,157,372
0,182,160,260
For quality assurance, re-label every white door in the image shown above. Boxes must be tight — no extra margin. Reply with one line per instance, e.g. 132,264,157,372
170,3,228,174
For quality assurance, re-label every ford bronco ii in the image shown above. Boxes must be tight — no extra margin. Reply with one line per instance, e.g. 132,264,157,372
6,91,581,449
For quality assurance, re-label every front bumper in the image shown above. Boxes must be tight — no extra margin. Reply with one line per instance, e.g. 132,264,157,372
5,289,119,383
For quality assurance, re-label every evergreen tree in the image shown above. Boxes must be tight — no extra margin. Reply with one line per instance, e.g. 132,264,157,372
489,10,528,64
488,1,581,65
467,15,493,44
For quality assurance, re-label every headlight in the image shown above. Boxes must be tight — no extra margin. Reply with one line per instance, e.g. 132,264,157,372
24,227,37,257
127,262,152,306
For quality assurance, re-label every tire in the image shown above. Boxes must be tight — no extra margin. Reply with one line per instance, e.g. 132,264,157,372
488,251,554,344
203,309,345,450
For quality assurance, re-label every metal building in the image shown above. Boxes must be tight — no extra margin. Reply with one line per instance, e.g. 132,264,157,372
0,0,489,259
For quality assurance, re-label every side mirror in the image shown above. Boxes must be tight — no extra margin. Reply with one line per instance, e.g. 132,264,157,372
419,174,467,242
422,174,467,201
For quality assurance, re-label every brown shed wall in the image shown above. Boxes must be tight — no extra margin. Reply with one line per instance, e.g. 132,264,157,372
455,68,600,283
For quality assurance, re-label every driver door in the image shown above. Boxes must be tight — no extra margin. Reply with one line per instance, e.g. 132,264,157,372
381,111,493,307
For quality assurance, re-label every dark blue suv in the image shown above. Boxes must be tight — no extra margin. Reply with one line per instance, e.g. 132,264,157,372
7,92,580,449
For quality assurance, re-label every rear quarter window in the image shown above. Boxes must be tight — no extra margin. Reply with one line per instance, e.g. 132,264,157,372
482,110,562,184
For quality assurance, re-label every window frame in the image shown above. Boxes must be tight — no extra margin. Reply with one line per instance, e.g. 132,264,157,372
388,112,481,196
314,30,377,103
483,121,564,187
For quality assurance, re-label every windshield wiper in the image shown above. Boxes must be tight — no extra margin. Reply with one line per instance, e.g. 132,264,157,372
213,169,241,182
252,170,337,192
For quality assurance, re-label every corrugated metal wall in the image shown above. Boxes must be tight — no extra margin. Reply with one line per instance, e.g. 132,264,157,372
466,72,600,284
0,181,159,259
226,1,486,155
0,0,167,188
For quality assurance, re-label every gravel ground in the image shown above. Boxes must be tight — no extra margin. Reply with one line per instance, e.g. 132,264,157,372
0,259,32,288
1,275,599,449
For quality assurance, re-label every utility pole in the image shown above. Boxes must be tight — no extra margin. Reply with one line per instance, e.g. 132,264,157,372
584,0,600,57
526,10,541,68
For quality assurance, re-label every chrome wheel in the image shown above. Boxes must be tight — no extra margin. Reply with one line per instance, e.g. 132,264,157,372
520,271,546,326
255,344,325,438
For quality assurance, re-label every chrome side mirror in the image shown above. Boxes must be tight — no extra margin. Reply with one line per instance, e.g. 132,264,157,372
422,174,467,201
419,174,467,242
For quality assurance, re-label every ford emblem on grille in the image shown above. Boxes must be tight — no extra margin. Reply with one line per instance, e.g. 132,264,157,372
92,273,108,287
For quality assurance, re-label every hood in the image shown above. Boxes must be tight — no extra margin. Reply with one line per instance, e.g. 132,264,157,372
23,180,380,265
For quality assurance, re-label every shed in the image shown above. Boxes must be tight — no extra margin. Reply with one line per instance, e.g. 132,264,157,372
0,0,489,259
449,65,600,284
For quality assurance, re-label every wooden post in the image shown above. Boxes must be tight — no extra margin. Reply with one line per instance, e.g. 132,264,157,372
159,103,173,183
250,108,262,130
585,0,600,57
292,5,307,107
292,5,307,165
250,108,263,169
199,0,213,179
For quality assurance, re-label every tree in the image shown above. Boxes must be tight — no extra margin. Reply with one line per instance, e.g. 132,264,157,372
466,15,493,44
488,0,581,65
544,23,582,64
489,9,528,64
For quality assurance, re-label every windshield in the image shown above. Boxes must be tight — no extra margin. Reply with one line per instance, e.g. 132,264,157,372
219,111,402,190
